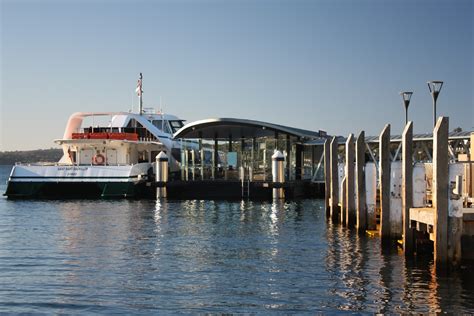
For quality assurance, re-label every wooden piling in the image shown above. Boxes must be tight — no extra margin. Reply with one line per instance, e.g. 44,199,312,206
471,133,474,193
402,122,414,255
341,176,347,225
433,117,449,265
345,134,356,227
379,124,391,241
356,131,367,232
324,139,331,218
448,212,463,265
330,137,340,221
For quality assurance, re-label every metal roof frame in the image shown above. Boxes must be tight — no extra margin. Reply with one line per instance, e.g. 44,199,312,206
173,117,323,140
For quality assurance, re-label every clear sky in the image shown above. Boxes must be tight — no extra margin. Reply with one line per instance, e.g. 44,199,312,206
1,0,472,151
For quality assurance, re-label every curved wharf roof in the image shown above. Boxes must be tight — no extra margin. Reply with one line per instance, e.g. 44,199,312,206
173,118,323,140
304,131,473,146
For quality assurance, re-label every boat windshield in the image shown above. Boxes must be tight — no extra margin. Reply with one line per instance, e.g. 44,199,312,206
152,120,172,134
169,120,184,133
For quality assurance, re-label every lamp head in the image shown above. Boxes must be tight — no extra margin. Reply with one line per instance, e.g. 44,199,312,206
399,91,413,108
400,91,413,102
427,80,443,95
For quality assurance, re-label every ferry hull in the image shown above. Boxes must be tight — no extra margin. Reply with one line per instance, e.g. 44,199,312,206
4,181,153,199
4,164,155,199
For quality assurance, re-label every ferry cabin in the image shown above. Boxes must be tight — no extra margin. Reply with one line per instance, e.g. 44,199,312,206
55,111,186,169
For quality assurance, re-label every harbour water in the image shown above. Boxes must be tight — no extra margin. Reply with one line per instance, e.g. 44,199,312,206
0,165,473,314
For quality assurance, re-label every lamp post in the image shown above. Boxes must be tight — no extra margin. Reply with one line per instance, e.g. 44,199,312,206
427,80,443,127
400,91,413,125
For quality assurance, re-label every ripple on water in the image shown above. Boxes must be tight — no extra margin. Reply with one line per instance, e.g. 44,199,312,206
0,166,474,313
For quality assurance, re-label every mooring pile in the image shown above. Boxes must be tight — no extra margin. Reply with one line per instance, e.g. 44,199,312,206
324,117,474,268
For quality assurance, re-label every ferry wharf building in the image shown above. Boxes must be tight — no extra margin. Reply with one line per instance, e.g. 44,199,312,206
169,118,328,199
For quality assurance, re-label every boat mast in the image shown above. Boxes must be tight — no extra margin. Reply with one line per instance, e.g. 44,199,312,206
136,73,143,115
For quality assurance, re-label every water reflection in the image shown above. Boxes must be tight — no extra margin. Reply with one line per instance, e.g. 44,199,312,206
325,222,368,311
324,216,474,313
153,199,167,258
0,193,473,313
378,248,396,313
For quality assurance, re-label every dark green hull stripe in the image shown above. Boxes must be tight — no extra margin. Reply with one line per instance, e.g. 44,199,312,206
4,181,154,199
10,176,138,179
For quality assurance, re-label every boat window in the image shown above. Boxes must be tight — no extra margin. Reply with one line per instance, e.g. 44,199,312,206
152,119,172,134
152,120,164,130
169,120,184,133
126,119,144,128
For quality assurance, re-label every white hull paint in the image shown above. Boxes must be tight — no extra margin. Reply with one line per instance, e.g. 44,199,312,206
8,163,153,183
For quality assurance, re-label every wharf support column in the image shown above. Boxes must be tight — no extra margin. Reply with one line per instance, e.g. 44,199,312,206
433,117,449,266
402,122,414,255
324,139,331,218
345,134,356,227
330,137,340,221
272,150,285,199
356,131,367,233
156,151,169,199
379,124,391,242
341,177,347,225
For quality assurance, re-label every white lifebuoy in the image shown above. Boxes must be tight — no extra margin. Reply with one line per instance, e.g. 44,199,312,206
93,154,106,165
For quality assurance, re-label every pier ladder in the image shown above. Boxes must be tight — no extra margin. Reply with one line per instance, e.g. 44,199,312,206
242,179,250,198
241,166,251,198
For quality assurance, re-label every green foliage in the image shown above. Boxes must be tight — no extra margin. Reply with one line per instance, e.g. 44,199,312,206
0,149,63,165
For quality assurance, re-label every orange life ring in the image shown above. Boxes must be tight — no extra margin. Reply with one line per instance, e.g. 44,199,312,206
93,154,106,165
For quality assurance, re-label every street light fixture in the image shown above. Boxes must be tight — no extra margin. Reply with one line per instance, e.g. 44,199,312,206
427,80,443,127
400,91,413,125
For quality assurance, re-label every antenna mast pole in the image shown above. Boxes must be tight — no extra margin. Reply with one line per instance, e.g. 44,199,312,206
137,73,143,115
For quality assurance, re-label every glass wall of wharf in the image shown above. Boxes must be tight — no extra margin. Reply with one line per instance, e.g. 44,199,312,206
178,136,323,182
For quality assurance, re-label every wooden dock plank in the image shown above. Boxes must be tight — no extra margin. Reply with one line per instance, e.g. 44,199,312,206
463,209,474,221
410,207,435,226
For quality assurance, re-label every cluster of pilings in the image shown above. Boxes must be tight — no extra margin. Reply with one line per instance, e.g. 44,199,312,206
324,116,474,268
324,130,373,231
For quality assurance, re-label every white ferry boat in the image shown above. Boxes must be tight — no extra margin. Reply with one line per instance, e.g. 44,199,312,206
4,74,188,198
